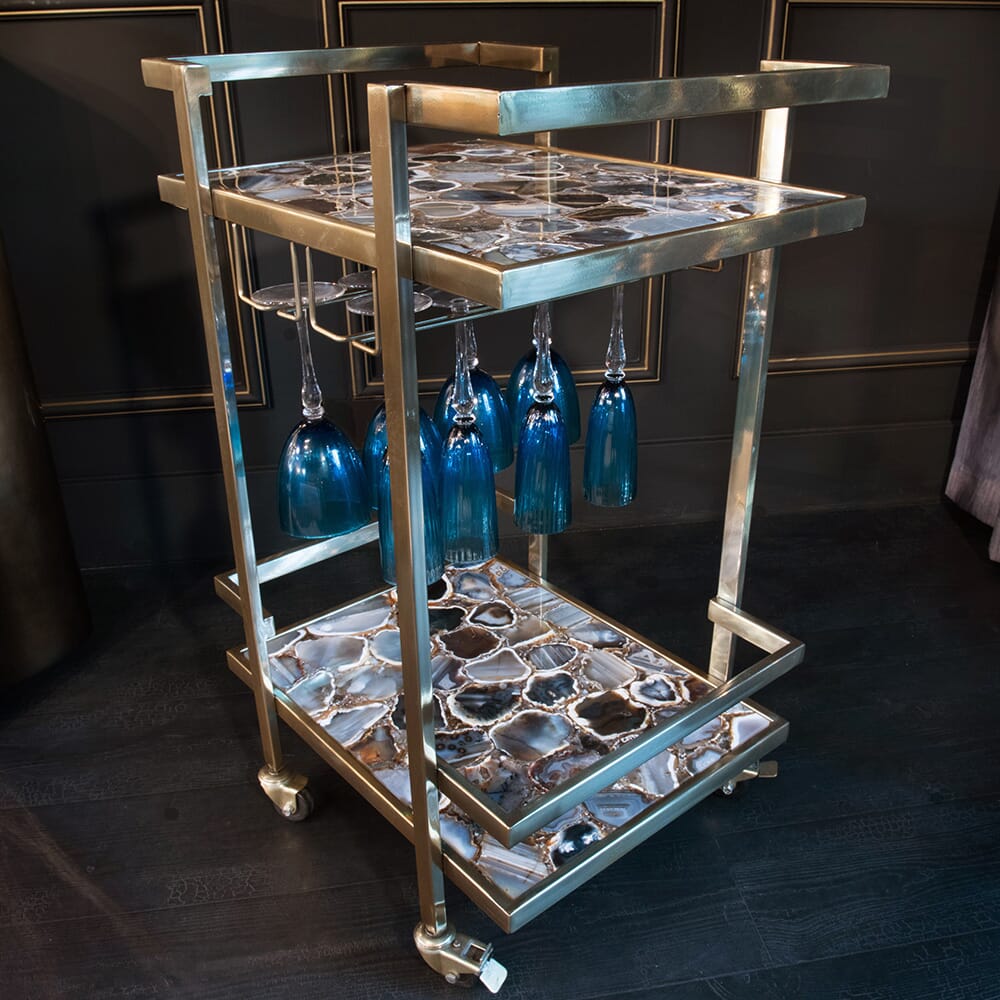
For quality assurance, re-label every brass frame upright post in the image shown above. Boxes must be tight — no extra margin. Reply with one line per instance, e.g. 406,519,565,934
369,82,449,936
370,81,508,989
166,61,289,785
708,86,795,684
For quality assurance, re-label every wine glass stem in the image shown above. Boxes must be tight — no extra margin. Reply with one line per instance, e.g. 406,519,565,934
452,313,475,426
606,284,627,383
296,309,325,419
531,302,556,403
466,320,480,371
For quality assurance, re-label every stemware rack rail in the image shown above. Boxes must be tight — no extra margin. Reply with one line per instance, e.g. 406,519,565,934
143,40,889,990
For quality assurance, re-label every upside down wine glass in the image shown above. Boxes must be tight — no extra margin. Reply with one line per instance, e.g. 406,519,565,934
376,443,445,587
583,284,637,507
273,285,370,539
440,306,498,565
433,300,513,473
507,302,581,445
362,403,442,510
513,301,572,534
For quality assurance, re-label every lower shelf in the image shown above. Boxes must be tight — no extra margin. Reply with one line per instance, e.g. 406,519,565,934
227,558,791,932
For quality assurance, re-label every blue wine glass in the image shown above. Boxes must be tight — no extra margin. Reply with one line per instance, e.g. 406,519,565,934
377,445,444,587
362,403,442,510
433,299,513,472
272,285,370,539
440,308,498,566
584,284,637,507
513,304,572,534
507,302,581,445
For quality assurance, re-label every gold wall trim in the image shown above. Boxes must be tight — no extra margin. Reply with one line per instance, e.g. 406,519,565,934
769,343,977,375
325,0,678,397
0,1,267,419
764,0,998,376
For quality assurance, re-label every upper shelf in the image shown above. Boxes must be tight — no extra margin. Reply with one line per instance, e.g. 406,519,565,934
158,138,864,310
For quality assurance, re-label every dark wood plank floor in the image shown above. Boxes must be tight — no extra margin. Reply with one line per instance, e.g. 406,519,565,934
2,503,998,999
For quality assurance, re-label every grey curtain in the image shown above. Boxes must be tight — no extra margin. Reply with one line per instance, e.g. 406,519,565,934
947,269,1000,560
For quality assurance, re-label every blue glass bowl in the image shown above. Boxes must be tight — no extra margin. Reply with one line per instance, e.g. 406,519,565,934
513,402,572,535
434,367,514,472
278,417,371,539
441,423,498,566
363,403,443,511
507,348,581,445
583,379,637,507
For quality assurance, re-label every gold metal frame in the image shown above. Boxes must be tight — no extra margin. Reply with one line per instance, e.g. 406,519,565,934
326,0,680,398
144,43,888,980
0,1,267,418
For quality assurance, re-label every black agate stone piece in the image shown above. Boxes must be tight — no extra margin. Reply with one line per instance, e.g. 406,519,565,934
551,822,602,867
428,606,465,634
439,626,500,658
573,691,647,738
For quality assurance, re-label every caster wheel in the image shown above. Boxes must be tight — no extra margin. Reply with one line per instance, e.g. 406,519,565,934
275,788,315,822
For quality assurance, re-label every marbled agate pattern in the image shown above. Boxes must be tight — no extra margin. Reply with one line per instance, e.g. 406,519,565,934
215,139,838,266
258,559,772,900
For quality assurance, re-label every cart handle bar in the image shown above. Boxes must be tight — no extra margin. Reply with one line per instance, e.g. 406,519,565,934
141,42,556,90
401,60,889,135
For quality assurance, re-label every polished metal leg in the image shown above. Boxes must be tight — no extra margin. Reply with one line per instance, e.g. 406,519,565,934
370,83,505,992
370,81,448,938
708,102,793,684
169,63,298,795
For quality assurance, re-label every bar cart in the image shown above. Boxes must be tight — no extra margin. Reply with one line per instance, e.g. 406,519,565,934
142,44,889,991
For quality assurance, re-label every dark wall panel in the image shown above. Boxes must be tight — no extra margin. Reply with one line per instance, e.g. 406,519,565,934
775,1,999,367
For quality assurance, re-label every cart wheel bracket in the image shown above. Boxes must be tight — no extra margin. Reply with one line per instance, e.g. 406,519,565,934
414,923,508,994
257,765,310,819
719,758,779,796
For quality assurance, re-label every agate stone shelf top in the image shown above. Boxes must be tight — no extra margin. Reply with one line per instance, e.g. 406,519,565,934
194,139,863,308
257,559,781,903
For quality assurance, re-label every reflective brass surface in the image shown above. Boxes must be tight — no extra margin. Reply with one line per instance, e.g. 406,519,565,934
403,61,889,133
370,81,450,937
709,91,794,683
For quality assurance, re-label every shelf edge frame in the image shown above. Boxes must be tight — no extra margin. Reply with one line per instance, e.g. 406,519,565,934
155,172,865,312
473,717,790,933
